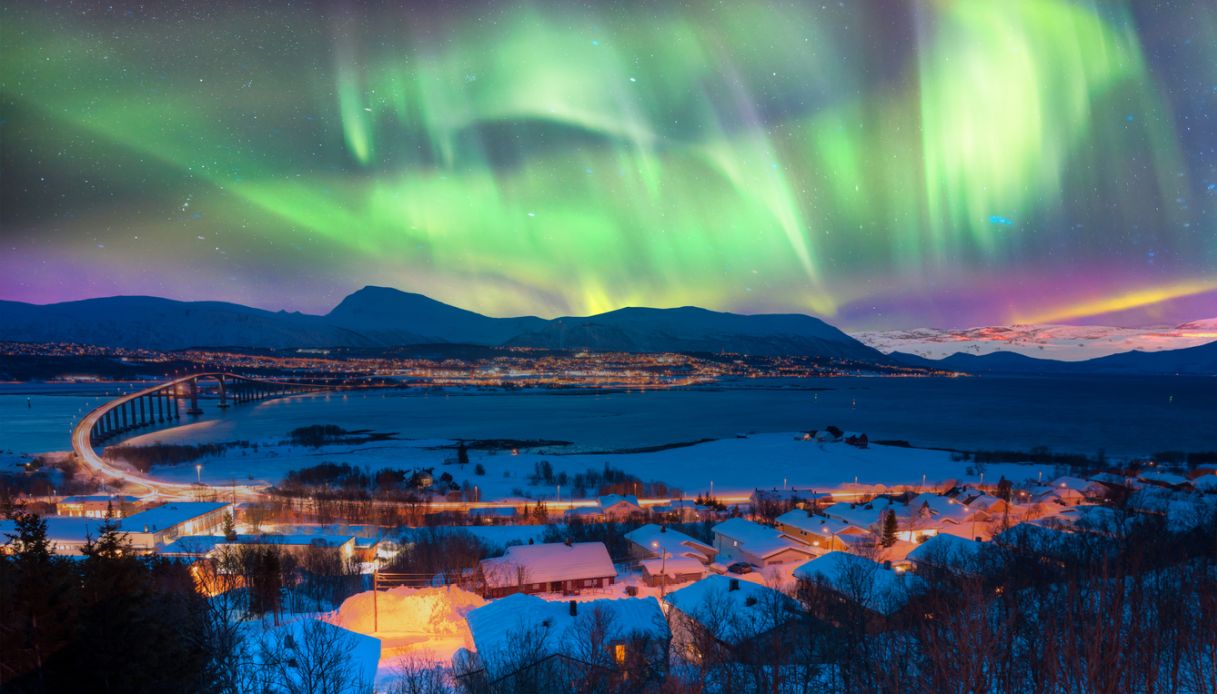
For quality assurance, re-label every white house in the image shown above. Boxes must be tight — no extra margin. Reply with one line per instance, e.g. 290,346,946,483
598,494,643,520
624,524,716,564
775,509,874,551
711,518,814,567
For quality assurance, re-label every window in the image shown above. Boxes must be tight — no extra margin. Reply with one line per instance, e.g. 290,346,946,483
613,643,626,665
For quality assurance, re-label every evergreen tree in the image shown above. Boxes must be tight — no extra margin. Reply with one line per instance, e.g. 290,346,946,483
221,512,238,542
81,502,131,560
881,509,899,548
4,509,52,562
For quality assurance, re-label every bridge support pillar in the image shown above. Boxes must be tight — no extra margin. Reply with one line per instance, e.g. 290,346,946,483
186,377,202,416
217,375,229,408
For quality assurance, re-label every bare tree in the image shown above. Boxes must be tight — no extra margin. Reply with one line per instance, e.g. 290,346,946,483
257,619,372,694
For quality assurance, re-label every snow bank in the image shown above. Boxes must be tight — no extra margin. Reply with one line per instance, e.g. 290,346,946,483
331,585,485,637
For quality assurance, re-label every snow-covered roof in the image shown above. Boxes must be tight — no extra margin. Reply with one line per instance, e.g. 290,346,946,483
624,524,714,559
820,500,896,528
466,593,666,678
598,494,641,509
664,574,802,644
1088,472,1128,486
1138,471,1190,487
793,552,924,615
122,502,229,533
906,534,986,571
1193,475,1217,492
1033,505,1128,535
640,556,706,578
1048,476,1103,494
0,516,109,547
480,541,617,588
712,518,809,559
159,534,355,555
564,507,604,518
776,509,873,540
905,493,972,523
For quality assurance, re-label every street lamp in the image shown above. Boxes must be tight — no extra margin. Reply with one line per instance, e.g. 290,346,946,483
196,464,202,484
650,540,669,597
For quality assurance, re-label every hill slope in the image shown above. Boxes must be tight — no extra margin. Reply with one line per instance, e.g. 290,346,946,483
0,288,881,359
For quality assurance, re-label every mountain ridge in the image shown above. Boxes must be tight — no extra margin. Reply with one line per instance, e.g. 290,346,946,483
0,287,879,359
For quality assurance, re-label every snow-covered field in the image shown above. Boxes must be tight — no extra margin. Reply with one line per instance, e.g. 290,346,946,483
115,428,1052,499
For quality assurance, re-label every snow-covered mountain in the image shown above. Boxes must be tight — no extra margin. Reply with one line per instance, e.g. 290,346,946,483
854,321,1217,361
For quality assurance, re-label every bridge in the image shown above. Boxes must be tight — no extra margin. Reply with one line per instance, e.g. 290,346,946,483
71,373,338,496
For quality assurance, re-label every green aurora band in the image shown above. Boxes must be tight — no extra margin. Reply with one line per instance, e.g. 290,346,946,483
1,0,1214,326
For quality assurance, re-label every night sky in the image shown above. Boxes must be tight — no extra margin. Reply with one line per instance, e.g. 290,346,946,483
1,0,1214,329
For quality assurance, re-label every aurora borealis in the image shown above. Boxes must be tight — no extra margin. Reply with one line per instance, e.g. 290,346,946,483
1,0,1215,328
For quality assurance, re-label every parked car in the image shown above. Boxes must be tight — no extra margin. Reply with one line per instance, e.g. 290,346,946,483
727,561,754,574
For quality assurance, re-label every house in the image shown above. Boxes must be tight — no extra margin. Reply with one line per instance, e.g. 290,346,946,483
820,499,896,530
478,541,617,598
0,516,111,555
992,522,1113,566
56,495,141,518
564,506,605,522
1,502,231,555
598,494,643,520
650,500,710,521
640,555,707,587
775,509,874,551
456,593,668,690
1032,486,1087,508
1138,471,1190,489
711,518,815,567
1032,504,1130,536
1193,475,1217,493
624,524,716,564
159,534,358,563
793,552,925,625
121,502,232,550
750,488,832,510
664,575,805,664
905,534,992,578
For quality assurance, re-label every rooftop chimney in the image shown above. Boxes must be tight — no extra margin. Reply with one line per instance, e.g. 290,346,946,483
569,600,578,617
729,578,740,591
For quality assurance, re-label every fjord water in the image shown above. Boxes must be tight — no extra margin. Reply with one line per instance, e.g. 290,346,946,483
2,376,1214,459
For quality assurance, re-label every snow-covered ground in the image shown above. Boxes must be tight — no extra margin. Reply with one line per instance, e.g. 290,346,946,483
327,586,485,668
113,428,1052,500
854,320,1217,360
